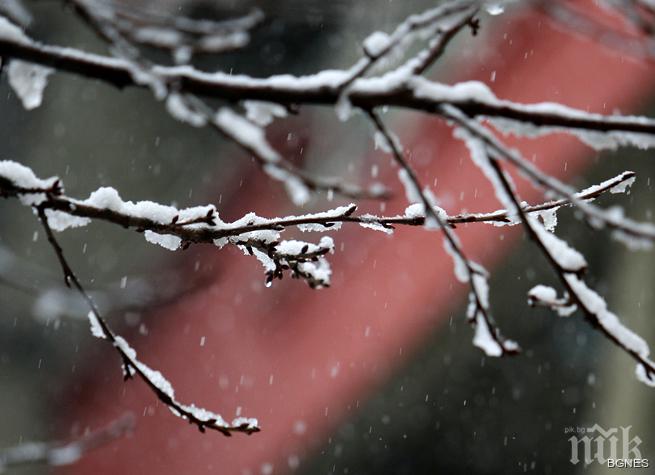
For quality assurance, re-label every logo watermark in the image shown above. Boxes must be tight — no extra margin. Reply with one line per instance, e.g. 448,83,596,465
565,424,649,468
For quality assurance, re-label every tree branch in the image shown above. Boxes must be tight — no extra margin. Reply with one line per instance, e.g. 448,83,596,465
35,205,260,436
0,159,636,292
443,104,655,385
0,413,135,472
364,108,519,356
4,17,655,137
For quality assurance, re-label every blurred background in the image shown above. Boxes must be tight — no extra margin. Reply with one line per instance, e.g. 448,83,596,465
1,0,655,473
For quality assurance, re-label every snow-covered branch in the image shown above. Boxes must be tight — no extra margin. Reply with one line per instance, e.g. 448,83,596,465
443,104,655,386
336,0,479,94
2,0,655,454
4,7,655,139
69,0,264,64
538,0,655,66
2,160,635,291
365,108,519,356
0,160,350,289
35,205,260,436
0,413,134,473
4,1,655,206
442,104,655,249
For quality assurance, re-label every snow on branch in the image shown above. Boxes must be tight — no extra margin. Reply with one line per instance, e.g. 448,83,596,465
0,161,340,288
3,1,655,207
70,0,264,64
5,6,655,143
527,284,577,317
365,108,519,357
335,0,479,99
0,413,134,472
35,206,260,436
443,104,655,386
538,0,655,66
1,0,655,443
0,159,638,290
0,12,386,204
441,105,655,248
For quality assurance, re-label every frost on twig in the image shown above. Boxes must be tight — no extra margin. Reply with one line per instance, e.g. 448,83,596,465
0,413,134,473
